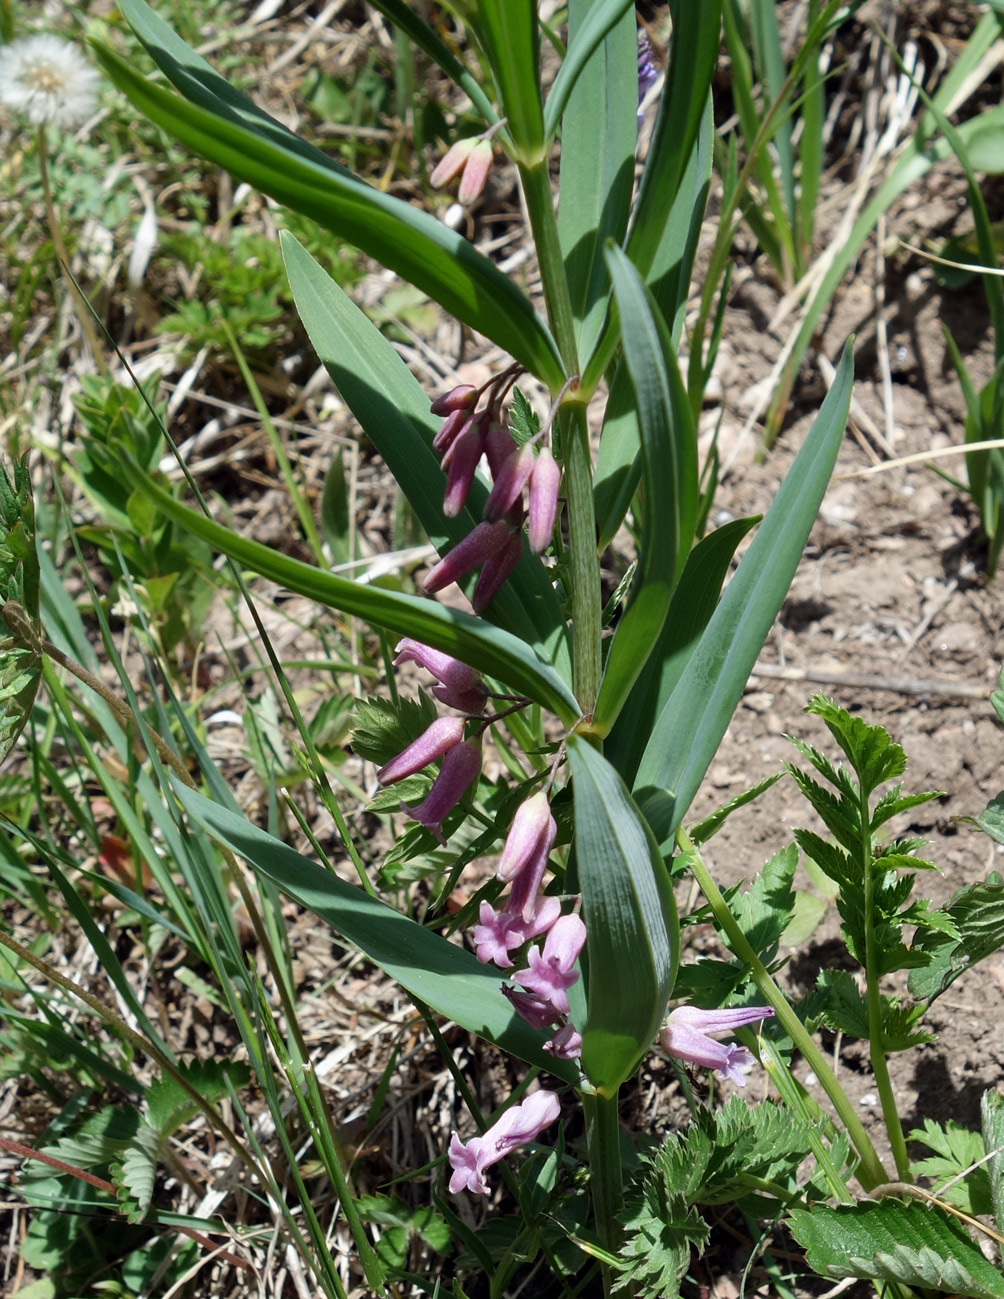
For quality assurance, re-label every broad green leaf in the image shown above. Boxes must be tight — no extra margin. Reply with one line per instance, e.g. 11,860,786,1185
788,1199,1004,1299
633,341,852,844
118,460,581,726
282,232,571,677
471,0,543,159
568,736,678,1094
593,248,698,735
173,783,577,1083
606,517,756,785
0,456,41,763
908,877,1004,1003
96,0,562,386
581,0,721,388
556,0,636,353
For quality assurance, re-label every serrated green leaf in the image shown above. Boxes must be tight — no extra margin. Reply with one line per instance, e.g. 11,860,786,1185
97,0,562,386
172,782,577,1083
982,1090,1004,1236
910,1117,992,1217
147,1059,249,1136
788,1198,1004,1298
816,969,931,1050
871,786,943,831
909,877,1004,1003
807,695,907,797
351,695,439,768
568,736,678,1093
723,844,797,963
690,772,784,846
633,342,851,845
113,1122,159,1222
120,457,580,725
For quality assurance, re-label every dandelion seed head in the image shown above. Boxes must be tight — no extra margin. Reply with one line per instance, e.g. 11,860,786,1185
0,34,100,128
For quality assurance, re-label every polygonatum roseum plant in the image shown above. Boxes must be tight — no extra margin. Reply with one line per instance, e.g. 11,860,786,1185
75,0,975,1293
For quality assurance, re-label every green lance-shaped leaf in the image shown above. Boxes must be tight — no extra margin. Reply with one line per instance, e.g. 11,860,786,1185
788,1199,1004,1299
470,0,543,160
557,0,637,357
0,457,42,763
281,232,571,679
633,340,852,845
95,0,562,387
568,736,678,1095
173,783,577,1084
592,246,697,737
119,460,581,726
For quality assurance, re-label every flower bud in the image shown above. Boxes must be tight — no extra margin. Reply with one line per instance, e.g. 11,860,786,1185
483,422,517,480
430,137,476,189
527,446,561,554
472,528,523,612
501,985,562,1030
443,421,486,517
457,139,493,205
483,443,535,523
401,739,481,844
393,639,487,714
433,408,474,458
430,384,478,417
376,716,466,786
544,1023,582,1060
424,520,511,595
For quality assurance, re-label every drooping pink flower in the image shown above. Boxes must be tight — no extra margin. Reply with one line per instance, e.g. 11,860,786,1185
424,520,512,595
544,1023,582,1060
401,739,481,844
512,913,586,1016
392,639,487,715
527,446,561,554
502,984,563,1030
471,896,562,969
430,384,478,417
430,137,477,189
660,1004,776,1087
448,1090,561,1195
483,443,535,523
433,408,474,458
457,138,494,205
443,421,487,517
484,422,517,479
499,792,557,921
472,528,522,612
376,716,466,786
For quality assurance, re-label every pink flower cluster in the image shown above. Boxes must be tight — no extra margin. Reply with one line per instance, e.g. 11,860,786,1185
376,638,488,844
430,136,494,206
423,380,562,613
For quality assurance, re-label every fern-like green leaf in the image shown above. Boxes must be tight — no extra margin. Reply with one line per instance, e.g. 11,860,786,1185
908,876,1004,1003
807,696,907,797
909,1117,992,1217
112,1121,160,1223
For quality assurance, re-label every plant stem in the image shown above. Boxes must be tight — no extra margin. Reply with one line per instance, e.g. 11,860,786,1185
518,162,578,372
678,827,890,1191
36,124,107,373
582,1090,623,1295
859,786,912,1181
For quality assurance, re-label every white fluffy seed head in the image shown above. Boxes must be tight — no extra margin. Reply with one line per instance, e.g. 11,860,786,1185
0,35,100,128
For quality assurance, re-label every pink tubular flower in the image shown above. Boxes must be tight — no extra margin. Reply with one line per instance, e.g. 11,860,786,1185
472,528,522,612
430,384,478,417
544,1023,582,1060
484,422,517,479
401,739,481,844
472,895,562,969
392,638,487,715
483,443,535,523
457,138,494,205
498,791,557,920
660,1004,776,1087
376,716,465,785
443,421,486,517
433,408,474,458
424,520,512,595
502,984,563,1030
527,446,561,554
512,913,586,1016
430,137,477,189
448,1090,561,1195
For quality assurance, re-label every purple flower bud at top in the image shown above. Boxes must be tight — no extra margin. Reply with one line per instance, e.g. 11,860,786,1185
431,137,476,189
401,739,481,844
512,913,586,1016
660,1004,776,1087
499,792,555,883
527,446,561,554
376,716,466,785
483,443,535,523
443,421,486,517
484,422,517,480
544,1023,582,1060
472,528,523,612
431,682,488,714
431,384,478,417
424,520,512,595
503,795,558,922
448,1090,561,1195
433,408,474,458
457,139,494,205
